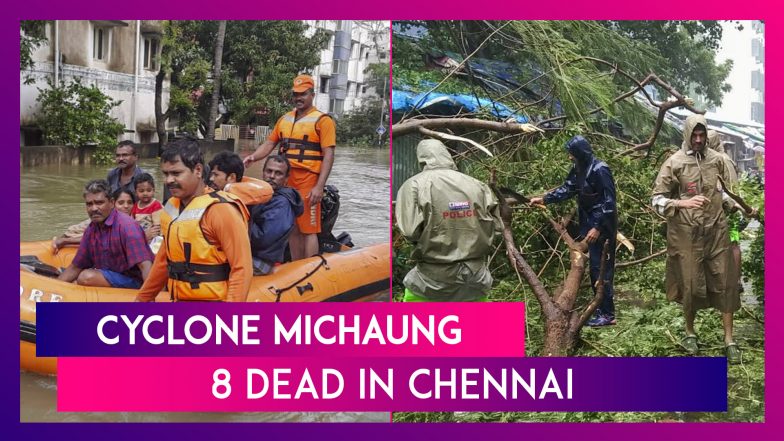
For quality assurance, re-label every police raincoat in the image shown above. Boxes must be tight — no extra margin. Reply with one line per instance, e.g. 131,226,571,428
652,115,738,313
395,139,502,301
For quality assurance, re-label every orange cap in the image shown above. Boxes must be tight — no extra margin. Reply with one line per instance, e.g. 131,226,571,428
292,74,315,92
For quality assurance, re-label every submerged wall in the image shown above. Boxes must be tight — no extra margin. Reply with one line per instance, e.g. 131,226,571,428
20,140,234,168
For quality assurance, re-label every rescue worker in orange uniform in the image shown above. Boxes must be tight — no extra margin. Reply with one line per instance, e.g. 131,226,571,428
243,74,336,261
135,139,253,302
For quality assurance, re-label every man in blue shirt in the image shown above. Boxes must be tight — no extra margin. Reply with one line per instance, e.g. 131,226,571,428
208,152,303,275
106,140,147,194
250,155,304,274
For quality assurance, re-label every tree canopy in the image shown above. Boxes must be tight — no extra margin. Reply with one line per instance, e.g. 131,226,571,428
392,21,763,422
602,21,735,105
393,20,734,124
158,20,330,137
20,20,48,83
35,79,125,163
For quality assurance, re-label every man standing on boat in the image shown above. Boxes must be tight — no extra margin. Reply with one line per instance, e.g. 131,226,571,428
243,74,336,261
395,139,503,302
58,179,154,288
135,139,252,302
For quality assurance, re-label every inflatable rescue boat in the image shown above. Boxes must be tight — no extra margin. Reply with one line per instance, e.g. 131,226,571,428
20,240,390,375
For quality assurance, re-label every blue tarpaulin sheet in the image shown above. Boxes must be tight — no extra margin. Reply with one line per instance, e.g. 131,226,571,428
392,89,530,123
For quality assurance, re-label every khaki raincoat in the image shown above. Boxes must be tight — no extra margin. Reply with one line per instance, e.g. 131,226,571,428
708,129,742,295
652,115,738,313
708,130,738,187
395,139,502,301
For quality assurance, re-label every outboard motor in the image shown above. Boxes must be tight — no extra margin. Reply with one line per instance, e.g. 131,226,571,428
319,185,353,253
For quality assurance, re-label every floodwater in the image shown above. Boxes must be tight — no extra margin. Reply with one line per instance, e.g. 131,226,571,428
20,147,390,245
19,146,390,422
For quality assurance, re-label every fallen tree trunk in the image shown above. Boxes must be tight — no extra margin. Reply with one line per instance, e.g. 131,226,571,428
391,59,701,162
491,180,609,356
392,61,696,356
393,118,542,137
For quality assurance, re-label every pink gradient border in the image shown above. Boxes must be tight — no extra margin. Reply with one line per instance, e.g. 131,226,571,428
386,3,777,435
36,303,526,357
389,23,394,302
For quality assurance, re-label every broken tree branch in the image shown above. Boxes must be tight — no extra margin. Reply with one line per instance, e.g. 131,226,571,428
616,248,667,269
417,126,494,157
394,117,543,137
617,98,687,157
395,61,699,163
718,175,763,224
490,177,557,315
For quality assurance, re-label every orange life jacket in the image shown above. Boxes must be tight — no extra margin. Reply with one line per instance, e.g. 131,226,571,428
276,109,331,174
161,191,249,301
224,176,273,206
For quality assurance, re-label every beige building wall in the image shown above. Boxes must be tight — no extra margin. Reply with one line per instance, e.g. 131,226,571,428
20,20,169,145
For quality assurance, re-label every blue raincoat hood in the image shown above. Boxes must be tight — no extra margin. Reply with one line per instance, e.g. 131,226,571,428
565,135,594,166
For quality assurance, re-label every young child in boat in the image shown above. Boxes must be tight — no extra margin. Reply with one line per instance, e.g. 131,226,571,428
131,173,163,241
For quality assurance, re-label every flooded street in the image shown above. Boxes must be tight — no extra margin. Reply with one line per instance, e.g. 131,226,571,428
20,147,389,245
19,145,390,422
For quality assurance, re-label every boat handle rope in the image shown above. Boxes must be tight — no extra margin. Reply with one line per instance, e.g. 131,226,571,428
273,255,330,303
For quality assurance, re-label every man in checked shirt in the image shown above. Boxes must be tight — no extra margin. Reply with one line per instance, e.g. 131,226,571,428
58,179,154,288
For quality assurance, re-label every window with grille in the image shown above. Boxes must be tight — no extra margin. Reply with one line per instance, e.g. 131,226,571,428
751,70,764,93
93,27,109,61
332,59,348,74
329,98,344,114
752,38,764,64
143,37,160,70
751,102,764,123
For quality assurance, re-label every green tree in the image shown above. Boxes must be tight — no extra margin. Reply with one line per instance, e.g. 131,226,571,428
601,21,735,106
217,21,329,125
35,79,125,164
155,20,208,149
336,98,388,147
393,21,734,124
20,21,48,84
155,20,330,145
364,62,391,99
393,21,664,127
206,20,227,141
